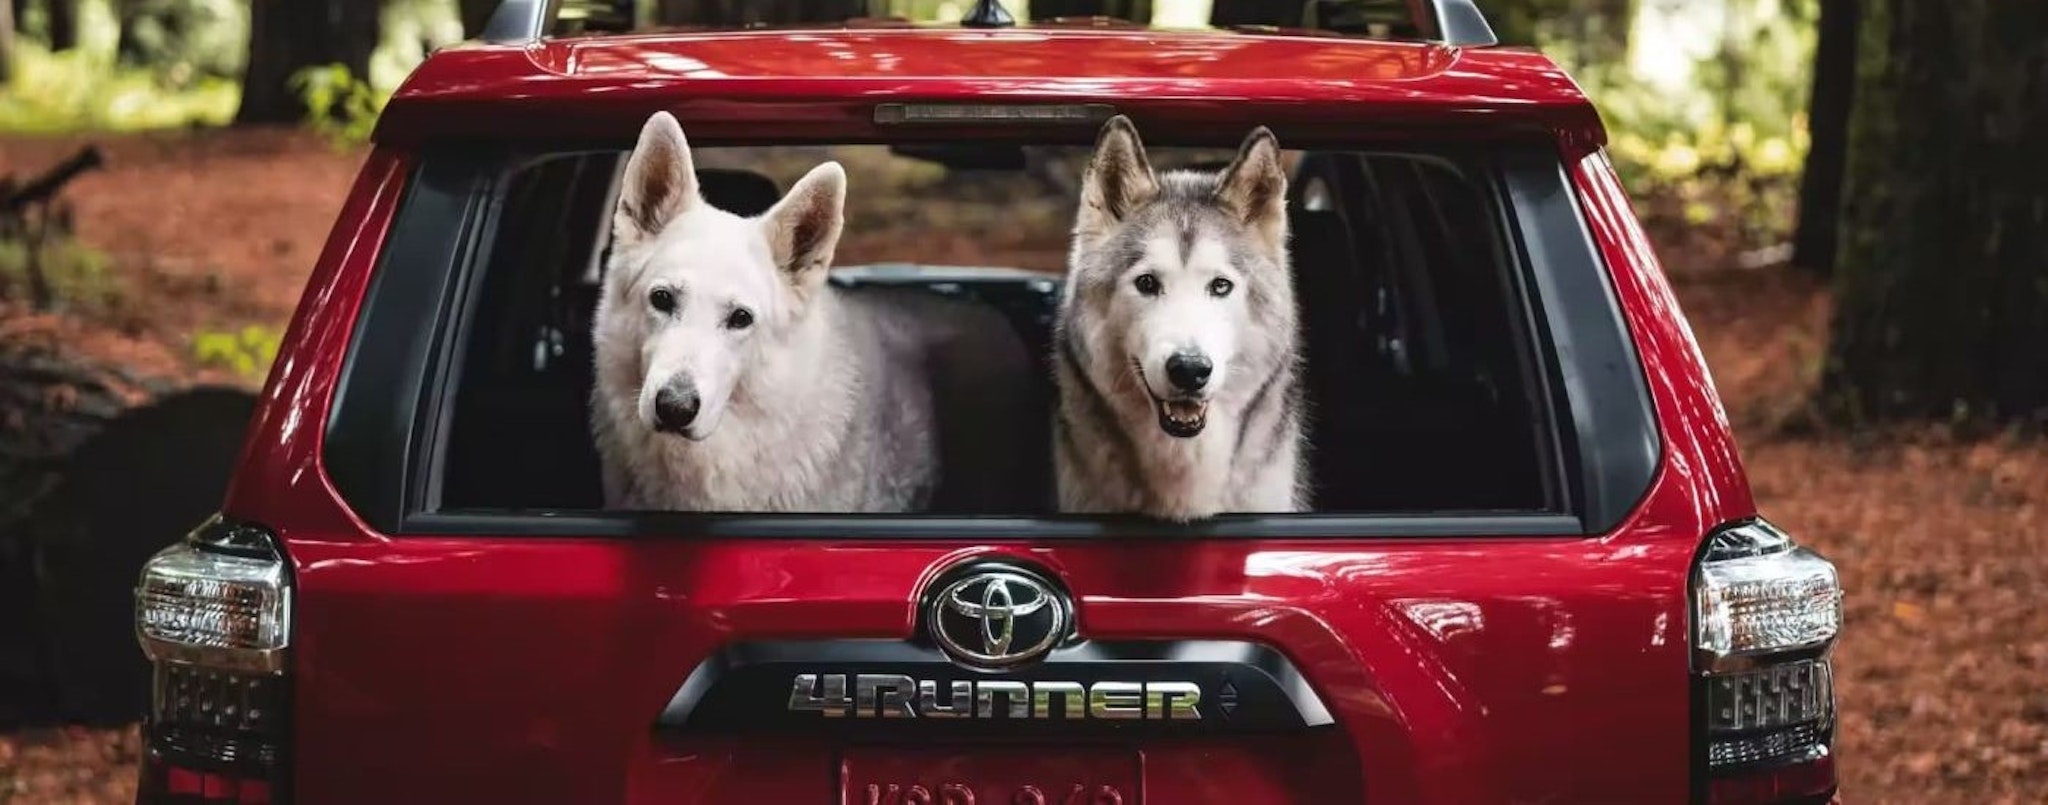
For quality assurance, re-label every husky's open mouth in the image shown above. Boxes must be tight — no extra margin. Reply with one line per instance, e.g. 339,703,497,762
1133,359,1210,438
1156,398,1209,438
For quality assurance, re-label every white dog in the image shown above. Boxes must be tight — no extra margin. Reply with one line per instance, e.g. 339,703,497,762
590,112,1045,513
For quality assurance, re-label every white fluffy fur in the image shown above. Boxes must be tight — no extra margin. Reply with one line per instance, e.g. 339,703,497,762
591,112,1043,513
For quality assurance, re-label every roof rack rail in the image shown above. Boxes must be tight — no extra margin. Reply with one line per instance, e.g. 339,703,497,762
481,0,555,45
1432,0,1498,47
474,0,1496,47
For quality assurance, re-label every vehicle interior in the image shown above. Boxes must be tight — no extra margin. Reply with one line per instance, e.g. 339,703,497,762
432,139,1560,518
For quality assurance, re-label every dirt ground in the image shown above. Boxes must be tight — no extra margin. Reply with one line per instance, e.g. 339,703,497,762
1,130,2044,803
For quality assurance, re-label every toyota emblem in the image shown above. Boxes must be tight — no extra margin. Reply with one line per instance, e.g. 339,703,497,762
926,563,1070,671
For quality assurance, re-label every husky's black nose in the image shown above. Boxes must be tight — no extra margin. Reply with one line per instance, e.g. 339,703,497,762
654,382,701,432
1165,351,1213,392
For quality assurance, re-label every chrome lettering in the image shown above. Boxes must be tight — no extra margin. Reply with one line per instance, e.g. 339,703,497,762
919,679,973,719
1087,682,1144,720
1033,681,1085,719
1145,681,1202,720
857,674,917,718
938,783,976,805
788,673,852,717
975,680,1030,718
789,675,1208,720
1012,788,1046,805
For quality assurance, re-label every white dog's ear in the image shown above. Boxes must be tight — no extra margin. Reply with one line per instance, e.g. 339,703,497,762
1076,115,1158,243
761,161,846,287
1213,126,1289,251
613,111,701,251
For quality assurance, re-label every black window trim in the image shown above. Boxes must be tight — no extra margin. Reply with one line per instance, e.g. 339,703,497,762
322,139,1659,540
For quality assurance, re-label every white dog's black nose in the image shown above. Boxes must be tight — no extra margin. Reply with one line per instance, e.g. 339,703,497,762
1165,351,1213,392
654,382,701,432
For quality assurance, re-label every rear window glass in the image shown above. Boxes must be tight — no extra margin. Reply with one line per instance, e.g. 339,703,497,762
420,139,1562,518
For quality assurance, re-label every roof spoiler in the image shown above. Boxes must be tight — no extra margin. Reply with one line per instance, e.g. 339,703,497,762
476,0,1498,48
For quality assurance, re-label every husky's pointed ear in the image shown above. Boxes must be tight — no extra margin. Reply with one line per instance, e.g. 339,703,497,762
613,111,701,251
761,160,847,288
1076,115,1159,242
1213,126,1289,250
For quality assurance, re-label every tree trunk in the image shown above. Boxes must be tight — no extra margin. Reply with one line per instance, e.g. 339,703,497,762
0,0,14,85
459,0,496,38
235,0,382,126
114,0,143,66
1820,0,2048,428
1030,0,1151,23
657,0,737,25
654,0,862,25
44,0,74,50
1790,0,1857,278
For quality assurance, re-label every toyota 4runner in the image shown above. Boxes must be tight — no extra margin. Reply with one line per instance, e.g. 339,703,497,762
131,1,1845,803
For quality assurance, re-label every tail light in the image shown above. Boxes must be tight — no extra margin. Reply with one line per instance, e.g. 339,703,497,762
1691,518,1843,804
133,515,293,804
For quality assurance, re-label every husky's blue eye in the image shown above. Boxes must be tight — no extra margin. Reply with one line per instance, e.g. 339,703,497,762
649,288,677,313
1209,277,1235,297
1133,273,1162,296
725,308,754,330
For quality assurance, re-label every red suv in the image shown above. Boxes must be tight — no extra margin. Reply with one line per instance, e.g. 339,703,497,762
130,1,1844,803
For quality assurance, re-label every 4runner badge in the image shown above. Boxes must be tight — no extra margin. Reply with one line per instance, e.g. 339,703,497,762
780,562,1205,722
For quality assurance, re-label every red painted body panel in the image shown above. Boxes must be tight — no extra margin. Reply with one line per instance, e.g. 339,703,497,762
216,26,1768,805
372,28,1604,148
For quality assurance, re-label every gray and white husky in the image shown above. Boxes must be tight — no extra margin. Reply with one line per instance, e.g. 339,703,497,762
591,112,1045,513
1050,116,1308,522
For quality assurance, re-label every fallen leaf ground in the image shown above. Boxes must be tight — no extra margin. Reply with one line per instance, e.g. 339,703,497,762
1,130,2043,803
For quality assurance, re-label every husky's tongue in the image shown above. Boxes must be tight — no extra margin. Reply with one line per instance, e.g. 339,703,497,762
1157,399,1209,438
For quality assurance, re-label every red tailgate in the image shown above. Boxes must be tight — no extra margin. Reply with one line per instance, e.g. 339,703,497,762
281,496,1703,804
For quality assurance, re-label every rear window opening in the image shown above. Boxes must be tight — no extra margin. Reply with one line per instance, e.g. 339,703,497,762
411,138,1569,523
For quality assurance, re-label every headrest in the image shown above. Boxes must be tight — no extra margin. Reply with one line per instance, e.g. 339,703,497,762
696,169,782,218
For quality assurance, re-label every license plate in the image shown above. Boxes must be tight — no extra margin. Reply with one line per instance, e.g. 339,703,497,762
840,746,1143,805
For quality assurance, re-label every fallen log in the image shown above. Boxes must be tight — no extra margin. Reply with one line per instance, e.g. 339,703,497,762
0,342,250,727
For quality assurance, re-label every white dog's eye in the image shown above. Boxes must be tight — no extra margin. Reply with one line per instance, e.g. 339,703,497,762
1133,273,1162,296
649,287,677,314
1208,277,1235,298
725,308,754,330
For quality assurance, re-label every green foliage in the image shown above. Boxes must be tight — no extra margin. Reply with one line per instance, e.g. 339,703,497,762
0,234,122,312
289,64,385,147
0,40,238,133
190,324,282,381
1560,0,1819,248
371,0,465,93
1,0,455,136
112,0,250,83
